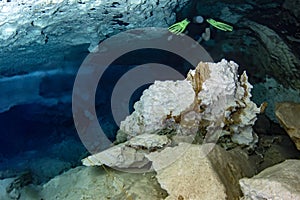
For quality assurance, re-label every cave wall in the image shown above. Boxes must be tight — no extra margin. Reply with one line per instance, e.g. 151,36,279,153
179,0,300,90
0,0,189,76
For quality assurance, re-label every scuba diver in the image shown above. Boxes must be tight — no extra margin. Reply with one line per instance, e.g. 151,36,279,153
168,16,233,43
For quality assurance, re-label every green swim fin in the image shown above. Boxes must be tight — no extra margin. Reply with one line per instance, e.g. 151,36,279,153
206,18,233,32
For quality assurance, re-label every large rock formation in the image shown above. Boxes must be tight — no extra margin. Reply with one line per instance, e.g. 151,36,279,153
119,59,262,147
240,159,300,200
39,166,166,200
275,102,300,150
82,59,262,174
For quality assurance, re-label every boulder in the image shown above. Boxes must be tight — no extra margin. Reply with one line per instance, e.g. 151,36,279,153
275,102,300,150
146,143,255,200
240,159,300,200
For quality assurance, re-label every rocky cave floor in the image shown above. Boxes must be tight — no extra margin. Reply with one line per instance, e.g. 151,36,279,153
1,110,300,200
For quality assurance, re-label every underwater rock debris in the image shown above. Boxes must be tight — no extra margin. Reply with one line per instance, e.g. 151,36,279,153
275,102,300,151
239,159,300,200
82,59,263,173
82,133,170,169
146,143,254,200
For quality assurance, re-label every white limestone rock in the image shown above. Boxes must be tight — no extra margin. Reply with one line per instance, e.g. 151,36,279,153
239,159,300,200
126,133,170,150
119,59,262,147
230,71,261,146
82,143,148,169
192,59,261,146
120,80,195,138
82,133,170,169
147,143,227,200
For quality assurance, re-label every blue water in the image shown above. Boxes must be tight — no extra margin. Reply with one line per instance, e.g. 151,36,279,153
0,48,192,184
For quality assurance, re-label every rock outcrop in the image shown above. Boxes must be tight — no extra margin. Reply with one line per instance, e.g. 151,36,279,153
118,59,262,147
275,102,300,150
244,21,300,90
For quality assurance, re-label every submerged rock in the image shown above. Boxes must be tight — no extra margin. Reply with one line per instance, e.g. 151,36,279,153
146,143,255,200
118,59,262,147
82,133,170,170
0,178,15,200
120,80,195,138
17,166,167,200
80,59,263,198
275,102,300,150
243,21,300,90
240,159,300,200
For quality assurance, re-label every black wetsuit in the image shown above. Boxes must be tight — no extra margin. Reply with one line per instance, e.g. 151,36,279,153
184,18,216,41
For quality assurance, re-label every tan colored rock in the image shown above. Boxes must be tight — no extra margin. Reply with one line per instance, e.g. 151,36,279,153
239,159,300,200
146,143,254,200
37,166,167,200
275,102,300,150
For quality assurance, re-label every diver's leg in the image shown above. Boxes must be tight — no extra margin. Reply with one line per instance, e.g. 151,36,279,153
201,28,211,41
